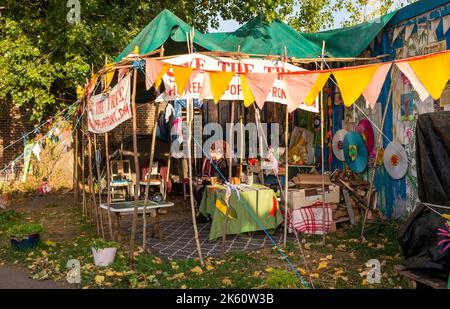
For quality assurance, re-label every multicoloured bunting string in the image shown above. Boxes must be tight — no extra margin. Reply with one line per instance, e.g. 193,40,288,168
106,50,450,113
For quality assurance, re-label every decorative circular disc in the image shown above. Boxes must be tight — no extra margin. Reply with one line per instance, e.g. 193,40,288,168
332,129,348,161
355,119,375,153
343,131,368,173
383,142,408,179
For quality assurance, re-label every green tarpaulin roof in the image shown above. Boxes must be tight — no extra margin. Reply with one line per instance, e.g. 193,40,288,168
115,9,396,62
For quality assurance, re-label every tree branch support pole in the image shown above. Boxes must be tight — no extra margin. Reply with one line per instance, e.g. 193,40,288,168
228,101,235,181
143,101,160,249
87,133,100,235
104,132,114,240
129,60,140,266
283,105,289,247
94,134,105,238
81,101,87,220
73,109,79,208
320,41,327,246
188,97,204,265
361,71,394,239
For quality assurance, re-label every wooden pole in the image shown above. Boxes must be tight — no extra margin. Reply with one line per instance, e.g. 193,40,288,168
283,46,289,248
361,71,394,239
142,101,160,249
94,134,105,238
228,101,235,180
87,133,100,235
81,103,87,219
104,132,114,240
187,97,204,265
129,64,140,266
73,110,78,208
320,41,326,245
283,106,289,247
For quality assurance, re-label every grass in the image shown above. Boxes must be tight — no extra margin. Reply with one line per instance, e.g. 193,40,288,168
0,208,409,289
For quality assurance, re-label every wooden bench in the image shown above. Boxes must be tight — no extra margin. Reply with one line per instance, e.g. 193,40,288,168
394,265,448,289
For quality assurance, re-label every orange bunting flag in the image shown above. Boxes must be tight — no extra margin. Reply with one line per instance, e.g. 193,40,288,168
209,71,235,104
172,66,194,96
362,63,391,109
245,73,277,109
103,63,114,89
395,61,430,102
155,64,170,90
145,58,167,90
333,64,380,107
283,73,318,112
239,74,254,107
117,67,128,84
407,51,450,100
304,72,331,106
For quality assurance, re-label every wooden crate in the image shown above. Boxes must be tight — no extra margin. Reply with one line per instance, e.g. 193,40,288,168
394,265,448,289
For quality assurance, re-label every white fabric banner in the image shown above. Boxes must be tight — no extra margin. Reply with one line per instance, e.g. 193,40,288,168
88,74,132,133
155,54,319,113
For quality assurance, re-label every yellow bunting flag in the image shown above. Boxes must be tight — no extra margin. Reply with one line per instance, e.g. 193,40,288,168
333,64,380,107
408,52,450,100
239,74,254,107
155,64,170,90
103,63,114,89
172,66,194,96
304,72,331,106
209,71,235,104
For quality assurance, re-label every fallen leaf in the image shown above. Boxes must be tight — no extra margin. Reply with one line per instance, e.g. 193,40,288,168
105,270,115,277
304,243,311,250
334,268,345,276
190,266,203,275
310,273,319,279
326,255,333,260
44,240,56,247
361,278,369,286
265,267,274,273
95,275,105,285
336,244,347,251
181,284,187,289
40,250,49,257
317,261,328,270
297,268,307,276
359,270,368,277
206,265,214,271
222,278,233,286
252,271,261,277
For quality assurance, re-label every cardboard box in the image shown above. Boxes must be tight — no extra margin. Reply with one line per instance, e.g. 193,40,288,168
288,184,340,209
292,174,332,186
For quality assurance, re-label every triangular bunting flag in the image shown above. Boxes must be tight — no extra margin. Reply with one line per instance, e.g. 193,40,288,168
245,73,277,109
103,63,114,89
304,72,331,106
145,59,165,90
443,15,450,35
209,71,235,104
282,73,318,112
333,64,380,107
239,75,254,107
172,66,194,96
392,26,404,43
408,52,450,100
404,23,415,41
362,63,392,109
154,64,170,90
395,61,430,102
199,72,212,101
430,18,440,34
185,70,201,94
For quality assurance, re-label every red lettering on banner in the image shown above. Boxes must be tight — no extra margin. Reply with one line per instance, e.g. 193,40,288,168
271,87,286,99
95,100,104,115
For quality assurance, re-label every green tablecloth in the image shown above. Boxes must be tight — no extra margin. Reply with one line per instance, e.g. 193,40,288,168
199,184,283,241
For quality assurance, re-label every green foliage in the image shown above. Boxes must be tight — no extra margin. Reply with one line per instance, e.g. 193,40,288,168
7,223,44,239
266,269,303,288
91,238,118,250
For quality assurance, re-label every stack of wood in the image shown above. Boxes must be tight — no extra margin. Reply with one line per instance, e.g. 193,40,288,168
329,168,375,231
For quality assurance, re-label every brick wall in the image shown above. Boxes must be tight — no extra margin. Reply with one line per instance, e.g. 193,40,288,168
0,100,35,175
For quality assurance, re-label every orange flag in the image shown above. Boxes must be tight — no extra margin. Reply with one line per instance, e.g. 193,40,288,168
407,51,450,100
304,72,331,106
172,66,194,96
333,64,380,107
209,71,235,104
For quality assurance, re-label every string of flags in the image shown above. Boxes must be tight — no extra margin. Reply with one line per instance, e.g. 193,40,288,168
86,50,450,114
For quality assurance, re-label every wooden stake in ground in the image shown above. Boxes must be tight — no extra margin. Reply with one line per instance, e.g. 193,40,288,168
87,133,100,236
94,134,105,238
104,132,114,240
81,103,87,219
187,98,204,266
129,65,140,266
73,110,79,208
361,72,394,239
228,101,235,180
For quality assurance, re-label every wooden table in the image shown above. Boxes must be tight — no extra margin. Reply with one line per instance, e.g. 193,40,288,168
100,200,174,241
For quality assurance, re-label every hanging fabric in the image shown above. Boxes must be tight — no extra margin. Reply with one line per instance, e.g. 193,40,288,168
245,73,277,109
362,63,392,109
